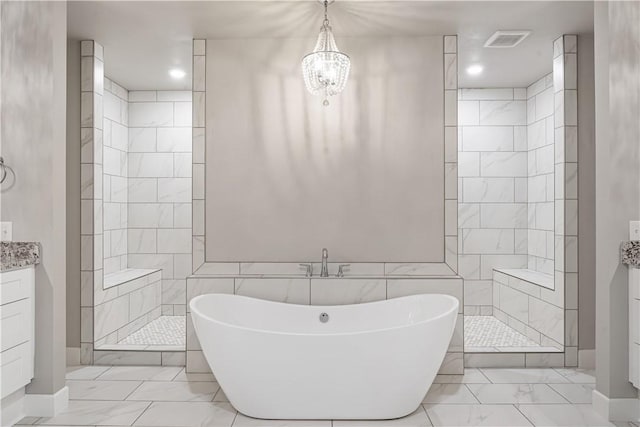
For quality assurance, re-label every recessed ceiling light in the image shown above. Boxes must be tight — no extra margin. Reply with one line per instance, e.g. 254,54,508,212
466,65,484,76
169,68,186,79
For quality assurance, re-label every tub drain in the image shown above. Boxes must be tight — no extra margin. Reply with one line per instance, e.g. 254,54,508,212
319,312,329,323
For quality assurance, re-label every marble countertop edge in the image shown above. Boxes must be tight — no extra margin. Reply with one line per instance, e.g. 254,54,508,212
1,241,41,272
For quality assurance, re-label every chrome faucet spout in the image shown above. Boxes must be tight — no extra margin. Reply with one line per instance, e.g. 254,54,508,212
321,248,329,277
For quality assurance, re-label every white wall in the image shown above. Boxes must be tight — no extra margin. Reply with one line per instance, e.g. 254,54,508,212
204,36,445,263
127,91,192,315
457,88,528,314
0,1,67,394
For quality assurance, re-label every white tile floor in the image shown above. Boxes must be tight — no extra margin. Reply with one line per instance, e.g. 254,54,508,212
119,316,185,347
465,316,560,352
14,366,639,426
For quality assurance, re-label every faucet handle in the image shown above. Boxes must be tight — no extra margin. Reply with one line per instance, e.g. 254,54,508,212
336,264,351,277
299,263,313,277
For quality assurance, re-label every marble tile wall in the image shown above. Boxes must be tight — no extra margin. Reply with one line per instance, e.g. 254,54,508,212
127,91,193,315
103,77,129,275
492,270,564,349
185,276,464,374
526,74,555,275
80,40,105,364
93,271,162,348
457,88,528,315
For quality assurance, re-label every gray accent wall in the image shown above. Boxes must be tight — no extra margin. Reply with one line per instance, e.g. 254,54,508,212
594,0,640,399
0,1,68,394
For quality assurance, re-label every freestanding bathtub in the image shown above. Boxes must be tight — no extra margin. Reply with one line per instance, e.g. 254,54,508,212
190,293,458,420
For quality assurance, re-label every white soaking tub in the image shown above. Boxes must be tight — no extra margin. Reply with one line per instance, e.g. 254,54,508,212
190,293,458,420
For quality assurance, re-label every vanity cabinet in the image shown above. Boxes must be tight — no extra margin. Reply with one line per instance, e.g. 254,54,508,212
0,266,35,399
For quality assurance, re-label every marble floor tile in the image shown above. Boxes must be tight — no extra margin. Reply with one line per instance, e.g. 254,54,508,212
15,416,41,425
66,366,111,380
548,383,595,404
465,316,540,348
433,369,491,384
214,388,230,402
466,383,568,404
232,414,331,426
424,404,532,426
479,368,570,384
332,408,432,426
127,380,219,402
97,366,182,381
133,401,237,426
423,384,479,404
35,400,151,426
554,368,596,384
516,403,615,426
67,380,142,401
172,368,216,382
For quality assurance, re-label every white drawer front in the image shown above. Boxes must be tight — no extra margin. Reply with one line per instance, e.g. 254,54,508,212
0,267,34,305
1,299,31,352
0,341,32,399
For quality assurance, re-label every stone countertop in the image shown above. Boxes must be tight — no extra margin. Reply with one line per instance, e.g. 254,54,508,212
1,241,41,272
622,241,640,267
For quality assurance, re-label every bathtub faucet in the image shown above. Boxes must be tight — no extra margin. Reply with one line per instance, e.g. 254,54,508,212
321,248,329,277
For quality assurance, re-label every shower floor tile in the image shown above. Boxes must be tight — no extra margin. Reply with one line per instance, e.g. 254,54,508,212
464,316,557,352
119,315,185,347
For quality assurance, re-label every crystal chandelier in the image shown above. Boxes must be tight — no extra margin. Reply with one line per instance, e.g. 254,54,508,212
301,0,350,106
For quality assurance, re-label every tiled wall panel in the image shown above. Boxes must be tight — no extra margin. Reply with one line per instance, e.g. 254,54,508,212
458,88,528,314
103,77,129,275
127,91,193,315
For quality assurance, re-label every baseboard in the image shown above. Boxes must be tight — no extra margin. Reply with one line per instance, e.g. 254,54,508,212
24,386,69,417
1,388,26,427
592,389,640,422
578,349,595,369
67,347,81,366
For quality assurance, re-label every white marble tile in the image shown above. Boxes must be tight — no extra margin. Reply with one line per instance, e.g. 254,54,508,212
129,127,157,152
458,101,479,125
423,384,479,404
310,279,386,305
193,55,206,92
129,153,174,178
462,126,514,151
386,279,463,308
479,100,526,126
234,414,332,426
67,379,142,401
193,92,206,127
235,278,310,304
133,401,236,426
529,298,564,344
479,368,570,384
461,88,513,101
548,383,594,404
36,400,150,426
128,178,158,203
425,404,532,426
516,403,615,427
128,203,173,228
458,203,480,228
97,366,182,381
66,365,110,380
174,153,193,178
553,368,596,384
462,177,514,203
444,54,457,90
156,128,191,152
157,91,192,102
333,408,431,426
94,295,129,340
129,102,174,127
458,152,480,177
186,277,235,301
462,229,514,254
157,228,191,253
443,35,457,53
157,177,191,203
434,369,491,384
535,87,554,121
174,102,192,127
127,380,218,402
480,204,527,228
466,383,567,404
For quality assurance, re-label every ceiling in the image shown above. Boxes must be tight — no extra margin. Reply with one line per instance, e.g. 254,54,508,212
68,1,594,90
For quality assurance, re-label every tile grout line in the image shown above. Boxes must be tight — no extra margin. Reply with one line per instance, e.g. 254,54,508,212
128,400,154,427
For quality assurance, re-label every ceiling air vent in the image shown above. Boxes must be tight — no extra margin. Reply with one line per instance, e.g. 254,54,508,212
484,31,531,48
